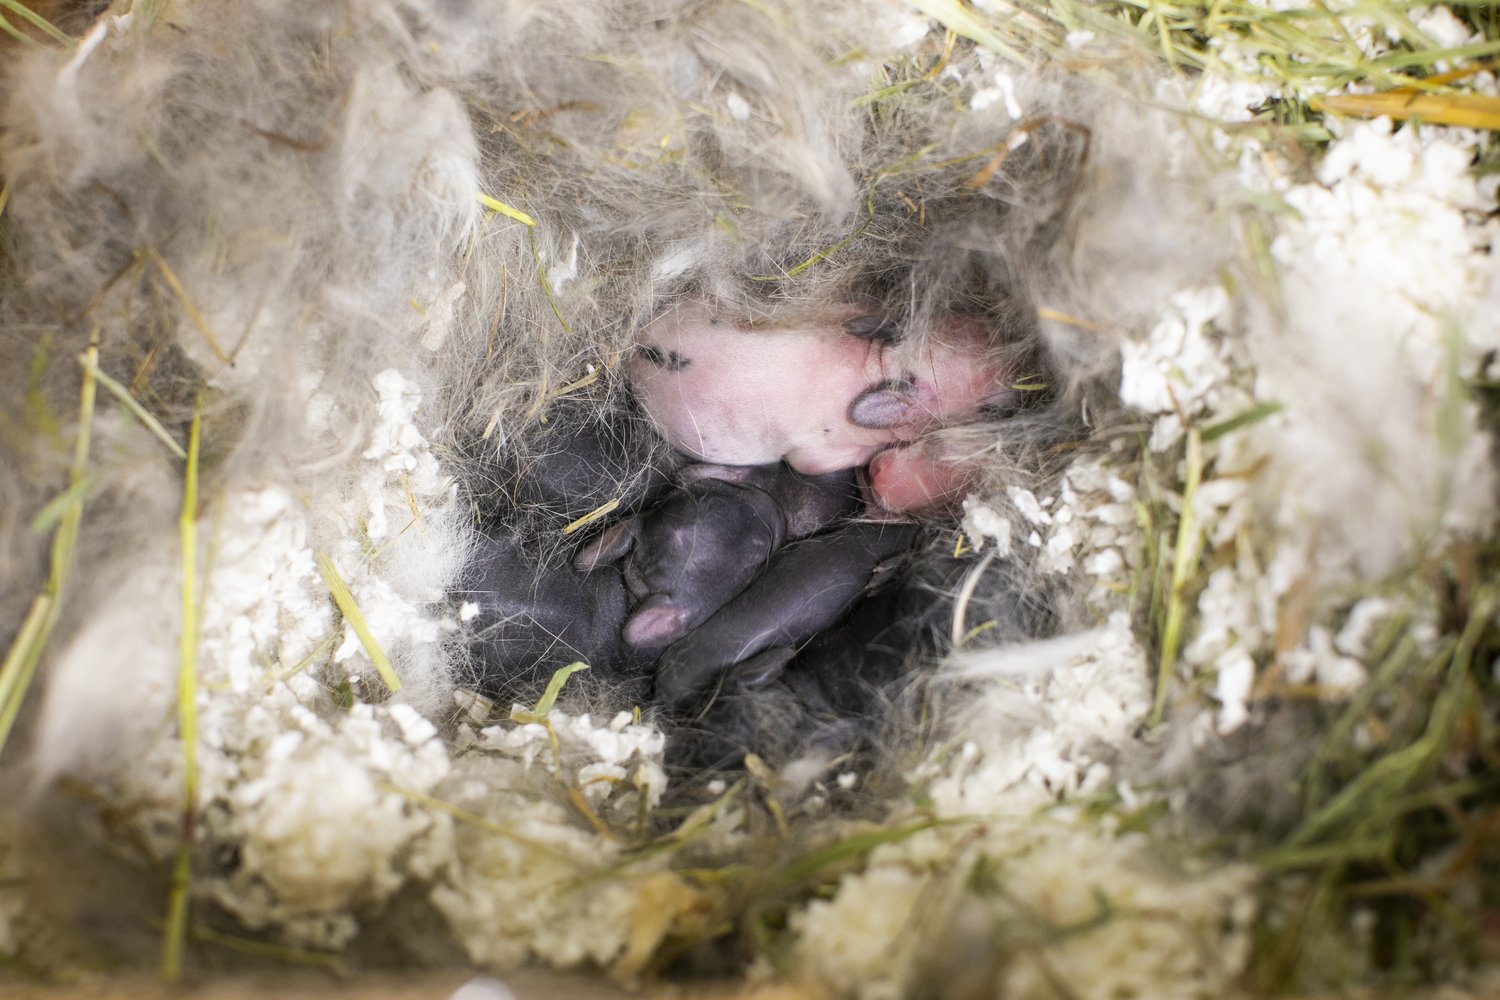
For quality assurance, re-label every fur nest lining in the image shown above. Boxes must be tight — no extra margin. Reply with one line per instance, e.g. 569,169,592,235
1,1,1497,996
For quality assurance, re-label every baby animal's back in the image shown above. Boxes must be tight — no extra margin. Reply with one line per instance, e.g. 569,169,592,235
630,299,895,472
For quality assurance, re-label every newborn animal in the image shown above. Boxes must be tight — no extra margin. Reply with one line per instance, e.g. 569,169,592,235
653,520,921,709
862,434,984,515
462,417,875,702
465,393,678,532
628,298,1012,510
460,365,966,727
667,547,1054,775
463,509,912,708
573,462,861,649
665,558,921,773
460,530,660,702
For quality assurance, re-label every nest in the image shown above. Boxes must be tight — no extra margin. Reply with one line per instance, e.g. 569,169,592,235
1,0,1498,997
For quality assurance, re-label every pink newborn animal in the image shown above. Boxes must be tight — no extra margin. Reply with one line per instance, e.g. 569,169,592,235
628,298,1009,509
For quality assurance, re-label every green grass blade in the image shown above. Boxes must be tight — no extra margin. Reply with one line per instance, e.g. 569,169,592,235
0,13,42,48
477,192,537,226
162,397,204,981
1201,401,1282,443
0,332,99,755
76,353,187,460
1151,427,1203,726
513,661,590,723
0,0,73,47
315,553,402,693
29,476,95,535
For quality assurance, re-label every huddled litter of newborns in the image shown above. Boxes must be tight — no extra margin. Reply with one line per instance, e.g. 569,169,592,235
461,293,1045,773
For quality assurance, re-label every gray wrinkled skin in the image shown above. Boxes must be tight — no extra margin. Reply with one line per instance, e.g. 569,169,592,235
573,463,861,648
653,520,921,709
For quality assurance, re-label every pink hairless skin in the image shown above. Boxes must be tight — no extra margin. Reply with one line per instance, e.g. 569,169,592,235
628,298,1009,512
862,438,975,514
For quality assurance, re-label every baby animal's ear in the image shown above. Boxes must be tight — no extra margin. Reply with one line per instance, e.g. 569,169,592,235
623,596,691,648
573,521,635,570
847,379,917,429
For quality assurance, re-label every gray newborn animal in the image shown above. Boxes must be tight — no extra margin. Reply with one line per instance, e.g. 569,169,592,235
652,519,920,709
573,462,861,648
